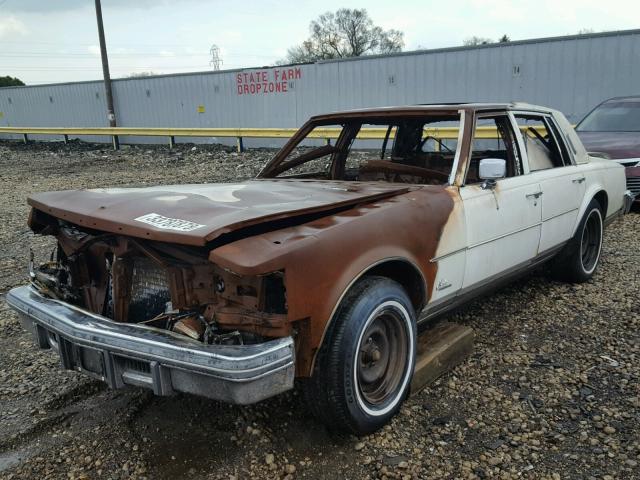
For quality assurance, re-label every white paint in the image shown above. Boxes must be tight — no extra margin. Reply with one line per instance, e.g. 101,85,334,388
155,195,189,202
614,157,640,166
430,189,466,304
530,166,585,251
429,108,626,308
478,158,507,179
91,184,248,203
459,177,543,288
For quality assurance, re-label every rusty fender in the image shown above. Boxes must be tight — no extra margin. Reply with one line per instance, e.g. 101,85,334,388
210,186,456,375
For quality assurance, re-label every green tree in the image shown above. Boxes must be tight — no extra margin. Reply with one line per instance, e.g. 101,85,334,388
0,76,25,87
499,34,510,43
283,9,404,64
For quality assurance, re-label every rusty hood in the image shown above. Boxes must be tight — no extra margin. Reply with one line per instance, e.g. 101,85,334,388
28,180,410,247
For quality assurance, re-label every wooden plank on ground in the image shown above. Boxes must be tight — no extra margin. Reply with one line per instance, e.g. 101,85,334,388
410,322,474,395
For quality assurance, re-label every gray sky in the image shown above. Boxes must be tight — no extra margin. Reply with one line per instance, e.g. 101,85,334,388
1,0,639,85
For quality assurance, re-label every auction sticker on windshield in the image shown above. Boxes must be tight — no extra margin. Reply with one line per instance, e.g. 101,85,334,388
134,213,205,232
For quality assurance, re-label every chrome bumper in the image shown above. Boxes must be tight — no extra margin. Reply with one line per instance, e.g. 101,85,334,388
5,285,295,404
623,189,635,214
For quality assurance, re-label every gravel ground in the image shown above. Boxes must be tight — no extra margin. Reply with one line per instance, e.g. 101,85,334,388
0,140,638,480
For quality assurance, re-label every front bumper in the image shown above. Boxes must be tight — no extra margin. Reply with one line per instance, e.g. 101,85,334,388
5,285,295,404
623,189,635,214
625,166,640,203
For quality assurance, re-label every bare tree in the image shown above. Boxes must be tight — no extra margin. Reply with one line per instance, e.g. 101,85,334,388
283,9,404,63
127,72,157,78
499,34,510,43
463,36,494,46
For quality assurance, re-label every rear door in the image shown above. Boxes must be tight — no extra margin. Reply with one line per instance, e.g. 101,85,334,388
512,113,586,253
459,113,543,289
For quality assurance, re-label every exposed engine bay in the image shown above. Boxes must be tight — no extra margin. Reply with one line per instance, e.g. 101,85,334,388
28,211,289,346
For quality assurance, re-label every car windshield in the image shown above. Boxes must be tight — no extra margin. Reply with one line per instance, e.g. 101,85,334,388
577,100,640,132
261,114,461,185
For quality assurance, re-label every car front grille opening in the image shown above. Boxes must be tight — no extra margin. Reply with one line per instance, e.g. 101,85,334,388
128,256,172,322
118,356,151,374
626,177,640,196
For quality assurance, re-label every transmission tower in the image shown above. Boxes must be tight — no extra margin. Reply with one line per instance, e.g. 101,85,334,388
209,44,223,70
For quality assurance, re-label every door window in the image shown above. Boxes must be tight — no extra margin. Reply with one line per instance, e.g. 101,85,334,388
268,115,462,185
343,117,461,185
465,115,523,185
272,124,344,178
513,114,571,171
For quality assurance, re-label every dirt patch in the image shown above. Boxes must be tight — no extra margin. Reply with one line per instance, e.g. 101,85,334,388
0,140,638,479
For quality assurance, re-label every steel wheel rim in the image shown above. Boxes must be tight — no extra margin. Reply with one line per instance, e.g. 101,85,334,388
580,209,602,273
354,301,412,416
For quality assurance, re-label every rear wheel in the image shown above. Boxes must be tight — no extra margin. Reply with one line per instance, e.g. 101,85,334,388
550,199,603,282
303,276,416,435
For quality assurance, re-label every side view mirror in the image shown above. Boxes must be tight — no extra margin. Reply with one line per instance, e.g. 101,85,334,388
479,158,506,189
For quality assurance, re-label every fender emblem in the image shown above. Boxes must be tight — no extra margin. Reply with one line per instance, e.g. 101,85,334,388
436,279,452,291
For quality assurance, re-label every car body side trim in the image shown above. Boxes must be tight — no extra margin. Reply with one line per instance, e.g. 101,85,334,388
431,222,543,263
421,243,565,323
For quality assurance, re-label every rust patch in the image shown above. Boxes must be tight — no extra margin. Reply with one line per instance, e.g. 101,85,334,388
209,186,455,375
27,181,410,247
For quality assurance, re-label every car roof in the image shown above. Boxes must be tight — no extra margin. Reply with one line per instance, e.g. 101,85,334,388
310,102,554,122
601,95,640,104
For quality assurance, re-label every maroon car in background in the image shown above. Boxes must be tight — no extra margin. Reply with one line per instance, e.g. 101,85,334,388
576,96,640,204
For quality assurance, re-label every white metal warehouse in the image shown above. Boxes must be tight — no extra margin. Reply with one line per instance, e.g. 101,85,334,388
1,28,639,146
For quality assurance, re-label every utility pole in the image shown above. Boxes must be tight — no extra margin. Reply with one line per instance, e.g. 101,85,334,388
94,0,119,149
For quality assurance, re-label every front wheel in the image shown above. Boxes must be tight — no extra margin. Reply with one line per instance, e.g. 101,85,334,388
303,276,417,435
550,199,603,283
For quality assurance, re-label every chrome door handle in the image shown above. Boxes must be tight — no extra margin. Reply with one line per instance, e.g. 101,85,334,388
526,191,543,199
572,177,586,184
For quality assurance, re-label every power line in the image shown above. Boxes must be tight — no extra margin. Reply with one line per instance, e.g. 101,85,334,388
0,40,197,47
14,65,247,76
0,65,228,70
0,52,274,58
0,51,276,58
7,66,251,84
0,53,209,58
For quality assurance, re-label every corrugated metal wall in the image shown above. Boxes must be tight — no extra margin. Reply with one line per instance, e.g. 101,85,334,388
1,29,639,145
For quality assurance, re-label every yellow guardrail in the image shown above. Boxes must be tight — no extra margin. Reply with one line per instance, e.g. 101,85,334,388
0,127,306,151
0,125,544,152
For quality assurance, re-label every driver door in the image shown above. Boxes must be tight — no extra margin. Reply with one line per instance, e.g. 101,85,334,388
460,113,543,289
